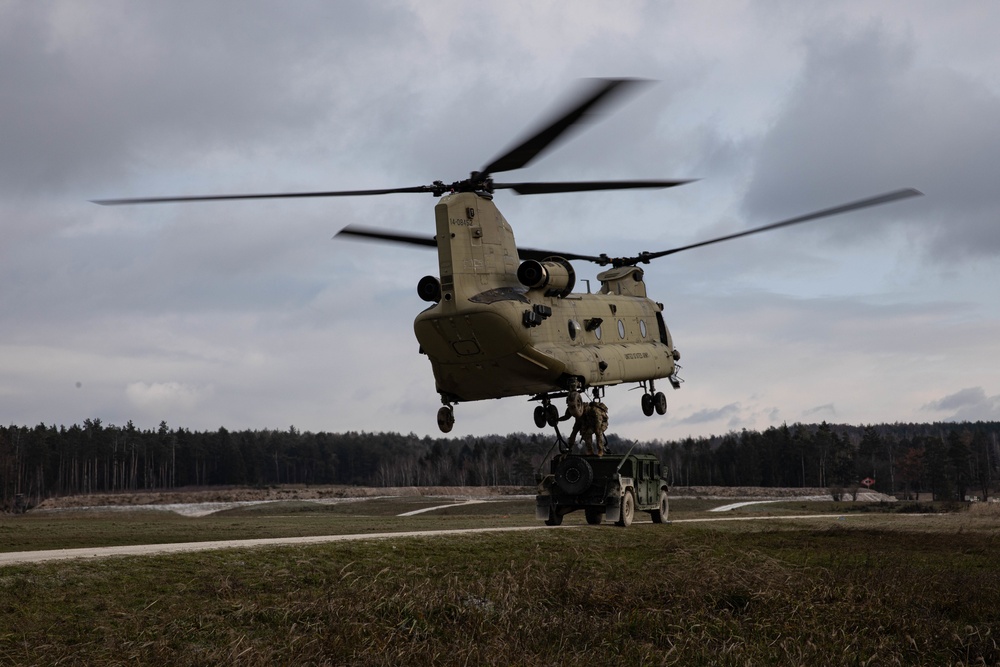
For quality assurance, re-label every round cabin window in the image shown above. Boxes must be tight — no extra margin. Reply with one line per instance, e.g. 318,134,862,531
639,320,647,338
568,320,581,340
617,319,626,339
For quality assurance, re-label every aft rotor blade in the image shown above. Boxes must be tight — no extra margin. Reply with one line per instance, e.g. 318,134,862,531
495,179,695,195
335,225,605,264
478,78,649,177
93,185,438,206
335,225,438,250
515,246,607,263
635,188,924,262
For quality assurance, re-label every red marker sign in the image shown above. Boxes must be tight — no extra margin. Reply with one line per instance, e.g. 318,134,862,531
861,477,875,488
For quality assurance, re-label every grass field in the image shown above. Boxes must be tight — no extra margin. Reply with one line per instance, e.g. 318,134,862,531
2,497,999,665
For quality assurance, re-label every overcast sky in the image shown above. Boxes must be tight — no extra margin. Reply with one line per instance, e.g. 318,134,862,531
3,1,999,441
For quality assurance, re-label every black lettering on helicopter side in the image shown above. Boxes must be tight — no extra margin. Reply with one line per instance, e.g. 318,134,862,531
449,218,474,226
624,352,650,360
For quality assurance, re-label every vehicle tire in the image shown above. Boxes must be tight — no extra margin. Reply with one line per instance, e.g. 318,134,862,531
654,392,667,416
615,490,635,527
533,405,547,429
651,490,669,524
641,393,655,417
585,508,603,525
545,507,563,526
554,457,593,495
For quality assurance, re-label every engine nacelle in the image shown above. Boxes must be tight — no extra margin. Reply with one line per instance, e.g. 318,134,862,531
417,275,442,303
517,257,576,298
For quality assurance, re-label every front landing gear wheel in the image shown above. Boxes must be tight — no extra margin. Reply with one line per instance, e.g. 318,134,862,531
654,392,667,415
615,490,635,527
641,393,655,417
437,406,455,433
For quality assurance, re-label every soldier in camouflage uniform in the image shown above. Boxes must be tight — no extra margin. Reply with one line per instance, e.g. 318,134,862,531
567,398,609,456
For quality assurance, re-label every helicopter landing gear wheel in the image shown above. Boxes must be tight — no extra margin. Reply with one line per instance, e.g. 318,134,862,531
534,398,560,428
566,391,584,419
641,392,655,417
654,392,667,415
546,404,559,427
437,406,455,433
533,405,547,429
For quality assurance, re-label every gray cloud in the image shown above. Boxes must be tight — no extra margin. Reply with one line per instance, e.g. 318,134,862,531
0,2,417,196
2,3,999,440
743,22,1000,263
922,387,1000,422
803,403,836,418
679,402,742,425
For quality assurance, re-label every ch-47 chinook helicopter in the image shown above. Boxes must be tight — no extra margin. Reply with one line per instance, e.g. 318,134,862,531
95,78,921,435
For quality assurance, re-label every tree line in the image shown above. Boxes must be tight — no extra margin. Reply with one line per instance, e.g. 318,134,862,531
656,422,999,502
1,419,997,510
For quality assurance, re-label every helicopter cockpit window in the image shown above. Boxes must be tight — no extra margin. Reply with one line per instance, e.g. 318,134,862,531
639,320,647,338
568,320,581,340
617,319,626,339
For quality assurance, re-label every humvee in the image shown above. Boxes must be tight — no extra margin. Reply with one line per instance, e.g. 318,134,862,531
536,452,669,527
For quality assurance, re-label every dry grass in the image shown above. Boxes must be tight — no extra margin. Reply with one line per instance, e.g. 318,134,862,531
33,485,533,510
968,502,1000,516
2,512,1000,666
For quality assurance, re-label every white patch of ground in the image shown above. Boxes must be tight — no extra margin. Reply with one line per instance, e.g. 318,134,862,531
397,499,492,517
709,490,895,512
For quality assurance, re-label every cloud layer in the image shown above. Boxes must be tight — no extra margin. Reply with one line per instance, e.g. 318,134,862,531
2,2,998,440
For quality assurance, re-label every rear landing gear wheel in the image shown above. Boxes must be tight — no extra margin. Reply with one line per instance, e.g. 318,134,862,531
641,393,655,417
437,406,455,433
654,392,667,415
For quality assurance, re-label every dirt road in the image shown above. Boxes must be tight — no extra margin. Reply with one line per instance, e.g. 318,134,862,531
0,514,860,567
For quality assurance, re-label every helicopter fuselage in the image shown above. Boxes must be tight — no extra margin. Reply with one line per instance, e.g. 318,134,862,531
413,192,679,403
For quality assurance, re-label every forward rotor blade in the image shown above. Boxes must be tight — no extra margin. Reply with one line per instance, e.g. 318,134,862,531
93,185,437,206
478,78,649,177
634,188,924,263
495,179,695,195
335,225,605,264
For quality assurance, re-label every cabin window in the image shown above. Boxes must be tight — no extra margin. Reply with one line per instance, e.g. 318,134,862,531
617,319,626,339
568,320,581,340
594,324,602,340
655,312,670,345
639,320,647,338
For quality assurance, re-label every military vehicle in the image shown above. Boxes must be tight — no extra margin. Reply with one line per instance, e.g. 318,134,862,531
94,79,920,436
536,450,668,527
